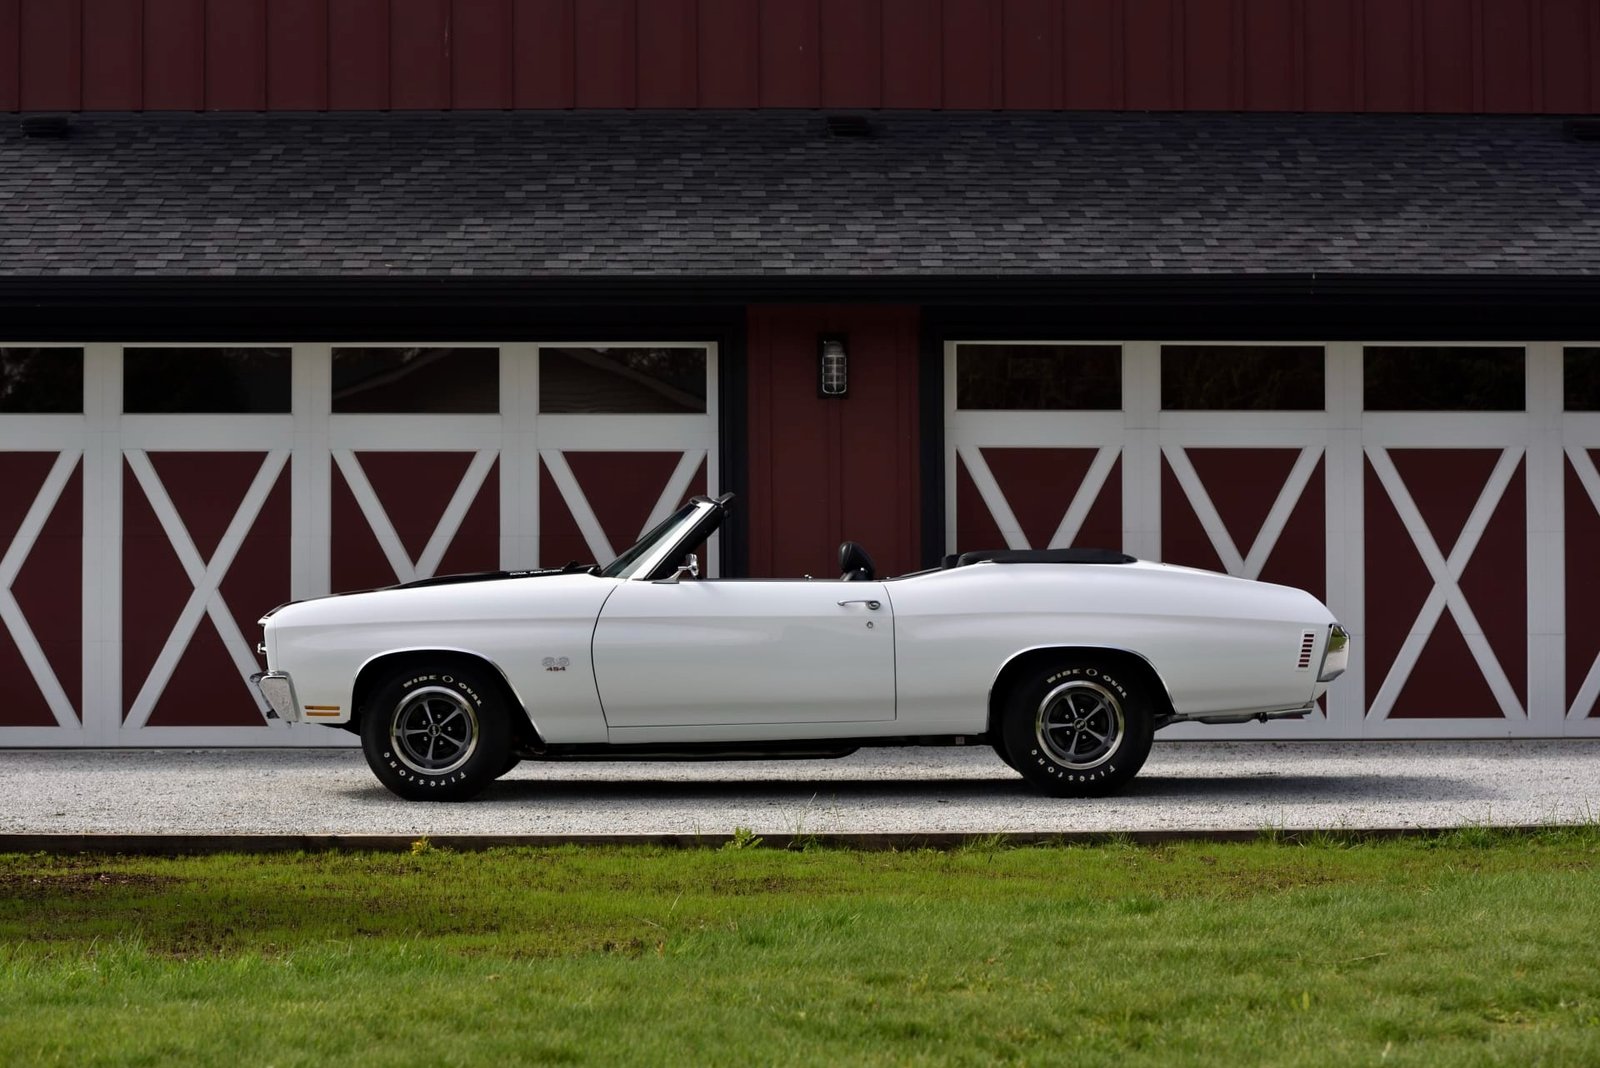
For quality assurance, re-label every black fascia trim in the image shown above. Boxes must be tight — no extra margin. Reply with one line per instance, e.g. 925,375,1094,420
5,271,1600,320
7,273,1600,343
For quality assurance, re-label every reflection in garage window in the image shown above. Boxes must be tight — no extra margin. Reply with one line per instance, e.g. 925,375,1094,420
1364,347,1525,411
123,348,291,413
540,347,707,414
1161,346,1324,410
333,347,500,413
1564,348,1600,411
0,347,83,413
955,345,1121,410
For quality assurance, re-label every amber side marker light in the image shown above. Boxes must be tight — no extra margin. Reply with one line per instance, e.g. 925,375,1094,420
304,706,342,718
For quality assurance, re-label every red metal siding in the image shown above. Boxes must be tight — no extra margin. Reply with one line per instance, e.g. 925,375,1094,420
514,0,575,107
143,0,204,110
574,0,636,107
760,0,821,107
0,1,17,113
638,0,697,107
1062,0,1120,108
941,0,998,109
1003,0,1060,108
881,0,942,107
1303,0,1357,111
19,0,81,111
697,0,758,106
746,306,920,580
1122,0,1177,110
206,0,267,111
391,0,452,109
10,0,1599,113
329,0,390,110
81,0,140,109
821,0,881,108
453,0,514,108
267,0,329,110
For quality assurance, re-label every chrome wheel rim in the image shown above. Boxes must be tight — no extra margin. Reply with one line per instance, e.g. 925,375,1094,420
389,686,479,776
1035,680,1125,770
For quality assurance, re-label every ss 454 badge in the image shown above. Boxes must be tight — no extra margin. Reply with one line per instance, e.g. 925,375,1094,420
541,656,570,672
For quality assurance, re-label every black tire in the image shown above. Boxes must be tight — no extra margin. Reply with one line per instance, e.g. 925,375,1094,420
991,736,1022,775
496,754,523,779
359,661,512,801
999,656,1154,798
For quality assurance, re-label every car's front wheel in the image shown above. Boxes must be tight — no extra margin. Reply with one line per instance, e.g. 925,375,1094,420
999,656,1154,797
360,661,512,801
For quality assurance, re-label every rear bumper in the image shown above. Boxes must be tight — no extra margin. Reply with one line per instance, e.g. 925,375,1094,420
250,671,300,722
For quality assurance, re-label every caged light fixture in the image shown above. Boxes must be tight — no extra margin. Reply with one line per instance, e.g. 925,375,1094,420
818,335,849,397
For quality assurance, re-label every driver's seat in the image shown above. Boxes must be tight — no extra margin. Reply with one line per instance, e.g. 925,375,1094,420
839,541,876,581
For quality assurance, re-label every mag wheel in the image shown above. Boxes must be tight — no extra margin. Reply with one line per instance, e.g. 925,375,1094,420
360,662,511,801
1000,657,1153,798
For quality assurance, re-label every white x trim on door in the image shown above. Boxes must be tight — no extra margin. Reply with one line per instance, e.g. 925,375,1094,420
0,450,81,729
956,444,1119,550
1562,445,1600,719
540,449,707,564
1163,446,1324,580
122,449,288,730
1365,446,1525,722
334,449,498,585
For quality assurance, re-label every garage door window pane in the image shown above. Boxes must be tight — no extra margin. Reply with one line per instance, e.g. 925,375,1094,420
1364,347,1525,411
955,345,1121,410
540,348,707,414
124,348,291,413
0,347,83,413
1564,348,1600,411
1161,346,1324,410
333,347,499,414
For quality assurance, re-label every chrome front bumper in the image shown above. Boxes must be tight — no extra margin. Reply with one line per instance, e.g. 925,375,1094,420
250,671,300,722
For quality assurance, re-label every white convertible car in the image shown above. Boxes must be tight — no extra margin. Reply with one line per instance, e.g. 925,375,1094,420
253,493,1348,801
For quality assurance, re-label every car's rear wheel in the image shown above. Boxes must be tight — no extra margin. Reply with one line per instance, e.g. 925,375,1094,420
360,661,511,801
1000,656,1154,797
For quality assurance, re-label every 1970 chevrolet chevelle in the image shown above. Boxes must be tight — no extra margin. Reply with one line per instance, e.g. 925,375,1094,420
253,493,1348,801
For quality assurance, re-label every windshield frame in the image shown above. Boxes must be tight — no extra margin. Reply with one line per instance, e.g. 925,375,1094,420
599,497,722,581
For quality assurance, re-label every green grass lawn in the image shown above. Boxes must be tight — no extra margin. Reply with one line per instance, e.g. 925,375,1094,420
2,829,1598,1066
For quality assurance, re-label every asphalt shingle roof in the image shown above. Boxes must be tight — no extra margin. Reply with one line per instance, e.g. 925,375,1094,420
0,110,1597,277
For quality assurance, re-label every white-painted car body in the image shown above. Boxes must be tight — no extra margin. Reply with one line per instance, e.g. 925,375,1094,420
256,497,1346,754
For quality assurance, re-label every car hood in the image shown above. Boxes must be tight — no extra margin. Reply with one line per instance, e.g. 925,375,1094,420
258,562,598,622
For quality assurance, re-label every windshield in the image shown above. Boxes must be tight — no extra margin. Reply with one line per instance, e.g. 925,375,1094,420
599,501,704,580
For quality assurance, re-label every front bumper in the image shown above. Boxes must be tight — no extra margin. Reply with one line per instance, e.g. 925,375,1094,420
250,671,300,722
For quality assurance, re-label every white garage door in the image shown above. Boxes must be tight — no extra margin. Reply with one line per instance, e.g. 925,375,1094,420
0,341,717,746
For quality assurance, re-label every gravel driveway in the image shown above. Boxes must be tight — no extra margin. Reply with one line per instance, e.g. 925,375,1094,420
3,740,1598,840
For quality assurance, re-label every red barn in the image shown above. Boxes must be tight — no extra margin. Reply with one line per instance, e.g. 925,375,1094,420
2,0,1599,745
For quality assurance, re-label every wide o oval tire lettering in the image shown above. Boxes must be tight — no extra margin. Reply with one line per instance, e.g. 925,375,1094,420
359,662,512,802
999,657,1155,798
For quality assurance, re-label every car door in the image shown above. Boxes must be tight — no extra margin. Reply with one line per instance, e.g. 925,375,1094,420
591,579,896,728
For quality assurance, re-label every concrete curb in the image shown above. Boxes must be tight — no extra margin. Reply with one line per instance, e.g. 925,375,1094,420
0,825,1584,855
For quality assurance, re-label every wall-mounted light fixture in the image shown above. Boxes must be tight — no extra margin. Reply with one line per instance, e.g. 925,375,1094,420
819,334,849,398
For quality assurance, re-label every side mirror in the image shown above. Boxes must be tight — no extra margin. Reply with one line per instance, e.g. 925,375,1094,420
653,553,699,584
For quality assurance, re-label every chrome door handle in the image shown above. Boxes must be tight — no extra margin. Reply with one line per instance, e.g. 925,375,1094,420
837,599,881,610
